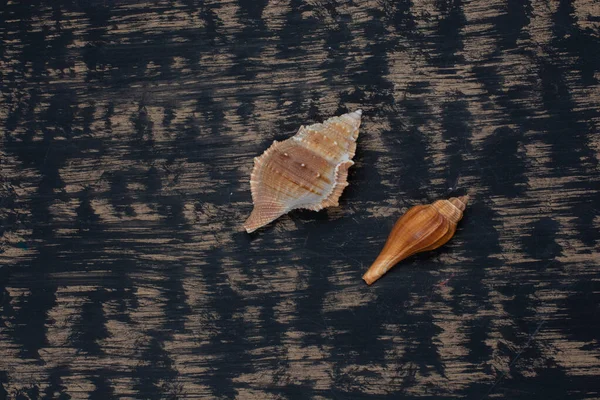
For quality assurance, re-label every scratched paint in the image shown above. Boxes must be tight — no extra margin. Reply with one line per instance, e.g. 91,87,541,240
0,0,599,399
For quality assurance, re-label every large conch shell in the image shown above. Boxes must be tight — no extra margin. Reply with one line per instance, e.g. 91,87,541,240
363,195,469,285
244,110,363,233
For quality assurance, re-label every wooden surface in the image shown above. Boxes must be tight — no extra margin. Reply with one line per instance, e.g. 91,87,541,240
1,0,599,398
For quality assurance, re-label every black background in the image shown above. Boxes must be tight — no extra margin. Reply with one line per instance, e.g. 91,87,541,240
1,0,599,399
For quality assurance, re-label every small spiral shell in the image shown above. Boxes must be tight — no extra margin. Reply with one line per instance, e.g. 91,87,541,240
362,195,469,285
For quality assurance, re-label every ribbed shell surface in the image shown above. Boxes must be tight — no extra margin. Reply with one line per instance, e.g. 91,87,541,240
244,110,362,233
362,195,469,285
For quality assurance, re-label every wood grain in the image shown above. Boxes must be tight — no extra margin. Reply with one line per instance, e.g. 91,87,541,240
1,0,599,399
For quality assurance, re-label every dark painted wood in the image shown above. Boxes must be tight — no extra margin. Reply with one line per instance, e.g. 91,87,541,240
1,0,599,399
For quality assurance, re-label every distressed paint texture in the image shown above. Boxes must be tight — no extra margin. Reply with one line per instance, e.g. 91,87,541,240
0,0,599,399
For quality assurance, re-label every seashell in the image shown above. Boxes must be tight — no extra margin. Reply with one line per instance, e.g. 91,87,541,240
362,195,469,285
244,110,363,233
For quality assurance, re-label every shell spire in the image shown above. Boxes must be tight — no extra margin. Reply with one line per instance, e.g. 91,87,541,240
244,110,362,233
362,195,469,285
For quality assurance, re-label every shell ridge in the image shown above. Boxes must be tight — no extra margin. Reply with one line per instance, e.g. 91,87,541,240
249,138,290,202
402,209,449,256
262,144,329,197
293,125,313,142
303,159,354,211
293,110,361,144
244,202,287,233
432,199,463,225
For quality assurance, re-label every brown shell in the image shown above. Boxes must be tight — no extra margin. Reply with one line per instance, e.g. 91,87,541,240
244,110,362,233
362,195,469,285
